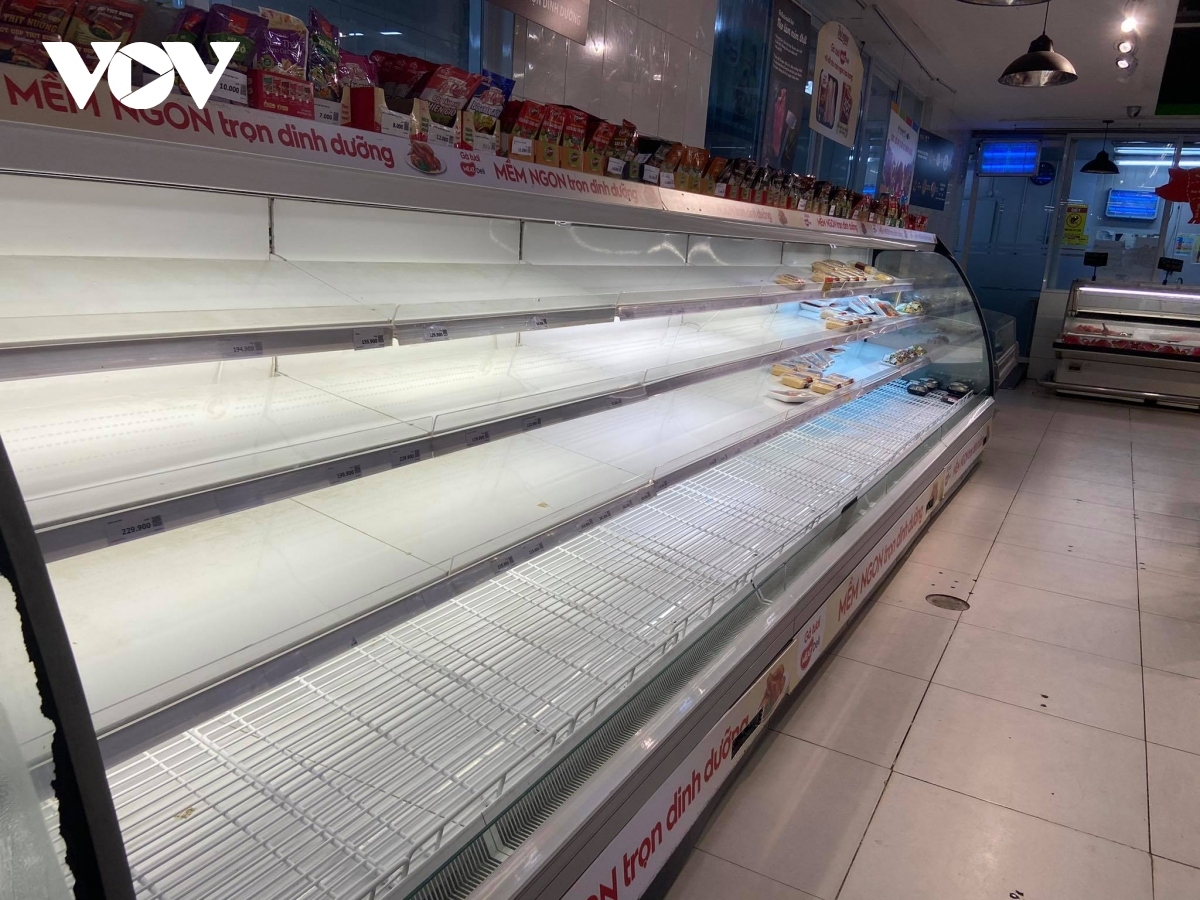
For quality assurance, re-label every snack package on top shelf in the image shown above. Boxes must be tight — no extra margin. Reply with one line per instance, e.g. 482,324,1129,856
0,0,74,35
205,4,265,73
701,156,728,194
338,49,375,88
371,51,435,111
169,6,207,47
739,162,759,202
498,98,546,160
414,65,483,144
0,26,62,70
64,0,144,66
533,103,566,164
459,69,513,152
558,106,589,169
307,7,339,100
253,25,308,80
249,68,313,118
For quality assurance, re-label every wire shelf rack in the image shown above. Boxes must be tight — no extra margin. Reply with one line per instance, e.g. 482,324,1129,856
105,382,960,900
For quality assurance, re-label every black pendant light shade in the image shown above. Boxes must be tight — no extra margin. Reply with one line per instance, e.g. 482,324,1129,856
1081,121,1121,175
997,0,1078,87
999,33,1078,86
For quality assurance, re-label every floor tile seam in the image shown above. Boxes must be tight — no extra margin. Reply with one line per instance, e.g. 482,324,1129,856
990,532,1139,570
1141,661,1200,682
831,770,894,900
1013,484,1135,511
973,574,1141,612
873,589,966,623
765,723,903,771
685,846,823,900
1145,737,1200,760
924,679,1146,743
1131,531,1200,551
1135,502,1155,864
1136,562,1200,580
888,771,1151,854
950,620,1145,669
1001,506,1136,538
1152,855,1200,873
1024,469,1137,490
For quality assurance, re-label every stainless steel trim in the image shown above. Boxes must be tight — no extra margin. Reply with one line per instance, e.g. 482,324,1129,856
1041,377,1200,408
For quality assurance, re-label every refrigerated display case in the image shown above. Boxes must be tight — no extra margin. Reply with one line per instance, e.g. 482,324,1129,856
1053,280,1200,405
0,118,993,900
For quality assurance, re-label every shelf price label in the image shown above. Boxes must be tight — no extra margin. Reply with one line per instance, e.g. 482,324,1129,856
527,315,549,330
219,338,265,359
521,414,543,431
104,512,165,546
390,445,424,468
641,164,660,185
352,327,389,350
327,462,363,485
659,171,676,190
606,156,626,177
464,428,491,447
422,323,450,342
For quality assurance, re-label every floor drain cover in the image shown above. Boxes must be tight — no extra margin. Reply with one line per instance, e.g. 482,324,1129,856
926,593,969,611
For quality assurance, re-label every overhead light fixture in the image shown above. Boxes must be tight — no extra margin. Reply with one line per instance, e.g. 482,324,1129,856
1116,38,1135,53
956,0,1049,5
1121,15,1137,33
998,0,1078,87
1116,57,1131,68
1081,120,1121,175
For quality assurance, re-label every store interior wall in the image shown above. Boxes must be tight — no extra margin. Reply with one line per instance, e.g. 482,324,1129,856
511,0,718,147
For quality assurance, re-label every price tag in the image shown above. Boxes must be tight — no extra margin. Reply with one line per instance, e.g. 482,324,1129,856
422,323,450,342
641,164,660,184
465,428,491,447
525,540,545,559
390,446,423,468
219,338,264,359
353,327,388,350
659,171,676,190
492,553,516,573
313,98,341,124
607,156,626,177
608,396,624,408
577,516,596,532
510,136,533,157
521,414,543,431
327,462,363,485
528,315,549,329
713,183,728,197
104,512,165,546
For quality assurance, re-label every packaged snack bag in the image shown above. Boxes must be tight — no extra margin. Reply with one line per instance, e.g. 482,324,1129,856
0,0,75,35
610,120,637,159
337,49,375,87
417,64,481,127
371,50,435,111
248,68,313,118
258,7,304,32
0,25,59,68
64,0,144,65
739,162,759,202
465,69,513,134
500,98,545,159
254,27,306,78
205,4,266,73
307,7,338,100
586,120,616,153
167,6,207,47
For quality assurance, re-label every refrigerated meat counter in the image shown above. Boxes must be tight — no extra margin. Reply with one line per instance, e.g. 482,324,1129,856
0,124,993,900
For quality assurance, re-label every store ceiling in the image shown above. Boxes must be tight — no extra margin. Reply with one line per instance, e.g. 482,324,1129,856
802,0,1182,130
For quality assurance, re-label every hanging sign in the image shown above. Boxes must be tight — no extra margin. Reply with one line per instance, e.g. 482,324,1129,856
760,0,811,171
488,0,589,44
1062,202,1090,247
911,129,955,211
879,105,918,201
809,21,863,148
1155,167,1200,225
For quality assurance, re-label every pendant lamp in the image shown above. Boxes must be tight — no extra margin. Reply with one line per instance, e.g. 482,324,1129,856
1081,120,1121,175
958,0,1048,5
998,0,1078,87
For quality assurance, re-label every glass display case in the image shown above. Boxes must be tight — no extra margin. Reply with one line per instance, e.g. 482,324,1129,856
1053,280,1200,405
0,126,993,900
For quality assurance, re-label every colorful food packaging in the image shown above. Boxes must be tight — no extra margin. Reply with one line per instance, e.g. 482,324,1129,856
417,64,481,127
168,6,208,47
337,49,375,88
64,0,144,65
254,27,307,78
306,7,338,100
0,0,75,35
610,120,637,159
464,69,512,134
586,120,616,153
0,25,59,68
500,99,546,160
739,162,760,202
258,7,305,32
248,69,313,118
205,5,265,73
371,50,435,111
701,156,728,194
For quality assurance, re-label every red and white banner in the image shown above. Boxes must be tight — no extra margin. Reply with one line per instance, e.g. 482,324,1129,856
0,63,935,244
564,644,797,900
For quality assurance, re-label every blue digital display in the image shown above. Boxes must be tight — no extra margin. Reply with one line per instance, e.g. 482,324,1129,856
977,140,1041,176
1105,189,1159,220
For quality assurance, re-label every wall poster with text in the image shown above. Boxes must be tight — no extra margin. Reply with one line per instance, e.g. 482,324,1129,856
808,21,863,148
879,105,918,201
911,129,956,211
759,0,811,172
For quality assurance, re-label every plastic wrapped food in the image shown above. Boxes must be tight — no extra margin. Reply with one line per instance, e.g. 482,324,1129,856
307,7,339,100
205,4,266,73
64,0,143,65
254,26,307,78
337,49,376,88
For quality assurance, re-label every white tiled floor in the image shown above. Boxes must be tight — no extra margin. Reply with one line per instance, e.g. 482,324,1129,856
663,384,1200,899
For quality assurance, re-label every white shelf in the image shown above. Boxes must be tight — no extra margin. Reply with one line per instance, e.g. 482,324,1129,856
101,384,960,900
45,339,935,741
9,308,934,552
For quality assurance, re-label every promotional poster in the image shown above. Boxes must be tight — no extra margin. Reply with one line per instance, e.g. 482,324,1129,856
879,105,918,201
759,0,811,172
911,129,956,211
808,20,862,148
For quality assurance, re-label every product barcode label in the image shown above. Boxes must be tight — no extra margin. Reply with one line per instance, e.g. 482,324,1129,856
606,156,625,176
510,136,533,157
528,315,549,329
713,183,728,197
526,541,545,558
522,414,543,431
641,164,660,184
327,462,363,485
609,396,624,408
422,323,450,342
659,171,676,190
493,553,516,573
465,428,491,447
352,327,389,350
220,338,264,359
104,512,165,546
390,446,423,468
